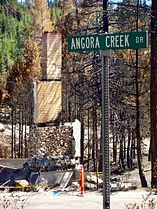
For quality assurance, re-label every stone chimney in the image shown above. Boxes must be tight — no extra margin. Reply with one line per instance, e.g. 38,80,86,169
34,32,62,124
41,32,62,80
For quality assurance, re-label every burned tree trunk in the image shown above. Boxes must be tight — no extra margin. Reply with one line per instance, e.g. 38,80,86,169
151,0,157,188
135,0,147,188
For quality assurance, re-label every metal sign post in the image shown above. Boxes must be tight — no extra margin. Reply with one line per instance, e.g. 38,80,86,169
101,50,110,209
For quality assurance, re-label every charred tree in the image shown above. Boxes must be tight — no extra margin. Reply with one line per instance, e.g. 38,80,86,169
151,0,157,188
135,0,147,188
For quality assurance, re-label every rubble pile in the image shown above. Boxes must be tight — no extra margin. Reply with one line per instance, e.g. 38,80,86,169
84,173,103,189
84,173,137,191
23,156,75,172
28,126,75,158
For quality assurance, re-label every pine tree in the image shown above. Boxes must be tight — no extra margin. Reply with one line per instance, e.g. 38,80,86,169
29,0,53,42
6,36,41,98
0,1,30,75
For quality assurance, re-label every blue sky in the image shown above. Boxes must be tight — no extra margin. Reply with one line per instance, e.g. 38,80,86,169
111,0,151,4
17,0,55,2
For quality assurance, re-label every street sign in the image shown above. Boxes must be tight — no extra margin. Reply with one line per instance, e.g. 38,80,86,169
68,31,148,52
68,34,102,52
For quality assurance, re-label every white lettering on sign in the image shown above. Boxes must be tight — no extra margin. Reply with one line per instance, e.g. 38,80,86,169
136,36,144,43
136,37,139,43
95,37,100,48
140,37,143,43
124,35,129,47
71,39,76,49
111,36,114,47
76,38,80,49
115,35,119,47
86,37,90,48
70,36,100,50
119,35,124,47
105,34,130,48
81,38,85,49
91,37,95,48
106,36,110,47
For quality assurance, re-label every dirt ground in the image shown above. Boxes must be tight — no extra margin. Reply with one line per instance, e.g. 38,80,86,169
0,188,157,209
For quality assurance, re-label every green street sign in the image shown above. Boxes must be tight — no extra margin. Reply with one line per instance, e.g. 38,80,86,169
68,31,148,52
68,34,102,52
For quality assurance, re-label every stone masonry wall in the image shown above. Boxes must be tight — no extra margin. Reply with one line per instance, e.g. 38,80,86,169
28,126,75,158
